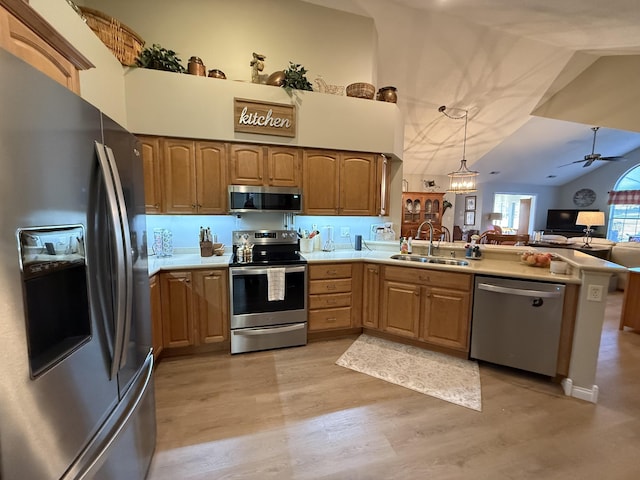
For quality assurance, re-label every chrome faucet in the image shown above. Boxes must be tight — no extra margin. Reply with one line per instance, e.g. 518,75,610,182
416,220,434,256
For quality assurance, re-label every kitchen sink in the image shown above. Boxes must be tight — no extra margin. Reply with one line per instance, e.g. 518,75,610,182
389,254,469,266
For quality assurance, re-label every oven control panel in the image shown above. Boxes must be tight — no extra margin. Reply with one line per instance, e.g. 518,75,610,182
232,230,298,245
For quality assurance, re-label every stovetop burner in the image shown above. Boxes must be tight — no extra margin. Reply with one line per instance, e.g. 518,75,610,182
230,229,307,267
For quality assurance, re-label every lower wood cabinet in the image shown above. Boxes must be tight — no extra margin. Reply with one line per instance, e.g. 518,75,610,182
380,265,472,353
150,274,163,360
159,268,229,353
361,263,381,328
308,262,362,333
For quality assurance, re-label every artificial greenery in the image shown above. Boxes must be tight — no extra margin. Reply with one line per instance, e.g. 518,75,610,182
135,44,186,73
282,62,313,91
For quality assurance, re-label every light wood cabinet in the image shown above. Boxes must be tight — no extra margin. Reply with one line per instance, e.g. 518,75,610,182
401,192,445,238
303,150,378,215
162,139,227,214
139,135,162,214
308,263,363,332
620,267,640,331
150,274,163,360
380,265,472,353
303,150,340,215
228,144,301,187
361,263,381,329
0,1,93,94
340,152,377,215
159,268,229,352
193,269,229,344
160,271,195,348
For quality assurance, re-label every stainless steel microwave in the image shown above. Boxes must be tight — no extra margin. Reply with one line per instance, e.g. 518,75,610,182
228,185,303,213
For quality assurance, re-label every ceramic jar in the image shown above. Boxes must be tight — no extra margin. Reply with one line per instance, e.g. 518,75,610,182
377,86,398,103
187,56,206,76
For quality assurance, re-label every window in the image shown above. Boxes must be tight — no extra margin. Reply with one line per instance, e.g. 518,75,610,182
608,165,640,242
492,193,535,234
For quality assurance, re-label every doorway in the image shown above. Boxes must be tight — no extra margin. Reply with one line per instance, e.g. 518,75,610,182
492,194,535,234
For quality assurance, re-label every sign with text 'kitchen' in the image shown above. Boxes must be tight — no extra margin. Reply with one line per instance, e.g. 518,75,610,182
233,98,296,137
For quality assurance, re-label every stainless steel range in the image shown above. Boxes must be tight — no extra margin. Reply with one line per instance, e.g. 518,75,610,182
229,230,308,354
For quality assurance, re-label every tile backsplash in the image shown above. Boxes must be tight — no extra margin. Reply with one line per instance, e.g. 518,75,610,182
145,214,390,253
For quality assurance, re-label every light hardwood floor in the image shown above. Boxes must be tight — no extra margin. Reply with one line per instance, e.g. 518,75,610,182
147,292,640,480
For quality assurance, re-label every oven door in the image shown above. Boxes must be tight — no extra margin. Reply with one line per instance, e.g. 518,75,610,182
229,264,307,329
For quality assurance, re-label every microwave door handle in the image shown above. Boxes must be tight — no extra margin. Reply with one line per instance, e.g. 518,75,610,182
95,141,126,380
104,145,134,370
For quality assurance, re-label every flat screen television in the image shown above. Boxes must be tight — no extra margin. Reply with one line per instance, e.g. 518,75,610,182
545,209,600,233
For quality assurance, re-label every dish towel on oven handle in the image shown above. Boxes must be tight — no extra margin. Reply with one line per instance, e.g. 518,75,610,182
267,267,286,301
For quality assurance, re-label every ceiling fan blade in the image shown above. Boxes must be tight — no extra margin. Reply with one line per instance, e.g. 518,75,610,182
582,158,595,168
558,159,586,168
599,156,625,161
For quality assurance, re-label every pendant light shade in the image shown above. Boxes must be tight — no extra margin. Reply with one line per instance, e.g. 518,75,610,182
440,106,478,194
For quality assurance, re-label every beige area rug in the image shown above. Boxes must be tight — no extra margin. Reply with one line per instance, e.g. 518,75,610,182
336,334,482,411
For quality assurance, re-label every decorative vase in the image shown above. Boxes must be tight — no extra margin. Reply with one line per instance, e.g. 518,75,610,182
377,86,398,103
187,56,206,76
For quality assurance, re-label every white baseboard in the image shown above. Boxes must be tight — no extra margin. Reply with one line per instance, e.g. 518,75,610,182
561,378,599,403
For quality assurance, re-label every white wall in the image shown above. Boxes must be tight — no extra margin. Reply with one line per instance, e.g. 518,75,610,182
30,0,129,126
82,0,376,88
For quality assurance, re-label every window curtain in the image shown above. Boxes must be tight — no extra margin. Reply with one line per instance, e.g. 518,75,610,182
608,190,640,205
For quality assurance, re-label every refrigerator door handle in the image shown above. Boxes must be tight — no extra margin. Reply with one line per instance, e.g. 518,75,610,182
95,141,127,380
60,351,154,480
104,145,134,370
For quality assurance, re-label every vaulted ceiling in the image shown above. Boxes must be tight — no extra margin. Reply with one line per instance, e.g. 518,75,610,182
307,0,640,186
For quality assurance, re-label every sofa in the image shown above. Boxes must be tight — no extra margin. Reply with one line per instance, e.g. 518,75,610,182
610,242,640,290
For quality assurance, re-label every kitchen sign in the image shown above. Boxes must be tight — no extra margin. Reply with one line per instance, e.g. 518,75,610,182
234,98,296,137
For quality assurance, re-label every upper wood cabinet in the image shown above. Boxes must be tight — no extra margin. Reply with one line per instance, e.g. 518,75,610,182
303,149,340,215
0,1,93,94
340,152,377,215
303,150,378,215
228,143,300,187
196,141,228,214
162,138,227,214
138,135,162,214
267,146,301,187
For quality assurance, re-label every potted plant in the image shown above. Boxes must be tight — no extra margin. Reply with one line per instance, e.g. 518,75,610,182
135,44,186,73
281,62,313,91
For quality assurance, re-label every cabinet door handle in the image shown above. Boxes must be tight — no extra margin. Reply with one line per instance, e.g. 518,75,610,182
419,275,430,282
327,285,336,290
191,204,197,209
327,270,337,275
326,317,337,323
327,299,337,305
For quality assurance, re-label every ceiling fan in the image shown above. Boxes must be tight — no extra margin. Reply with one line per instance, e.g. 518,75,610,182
560,126,625,168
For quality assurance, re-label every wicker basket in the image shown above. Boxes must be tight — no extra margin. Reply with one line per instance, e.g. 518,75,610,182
79,7,145,66
346,82,375,99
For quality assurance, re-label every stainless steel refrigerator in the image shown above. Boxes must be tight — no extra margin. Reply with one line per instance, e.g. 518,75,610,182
0,49,156,479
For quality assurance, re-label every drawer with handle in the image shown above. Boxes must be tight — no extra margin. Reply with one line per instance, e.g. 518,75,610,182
309,263,352,280
309,292,351,310
309,278,352,295
309,307,352,330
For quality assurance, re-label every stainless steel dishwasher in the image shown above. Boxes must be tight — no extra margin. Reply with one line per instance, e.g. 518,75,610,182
470,276,565,376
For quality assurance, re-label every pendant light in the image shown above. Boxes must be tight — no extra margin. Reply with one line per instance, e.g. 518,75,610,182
439,105,478,194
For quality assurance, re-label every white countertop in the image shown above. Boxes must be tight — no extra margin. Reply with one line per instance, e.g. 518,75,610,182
147,241,626,284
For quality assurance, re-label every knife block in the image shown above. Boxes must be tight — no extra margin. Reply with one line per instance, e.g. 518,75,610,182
200,241,213,257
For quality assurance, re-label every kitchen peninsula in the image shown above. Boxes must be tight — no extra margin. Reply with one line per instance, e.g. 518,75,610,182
149,241,625,404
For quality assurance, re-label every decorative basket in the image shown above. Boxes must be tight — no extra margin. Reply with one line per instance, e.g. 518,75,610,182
79,7,145,66
346,82,375,99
